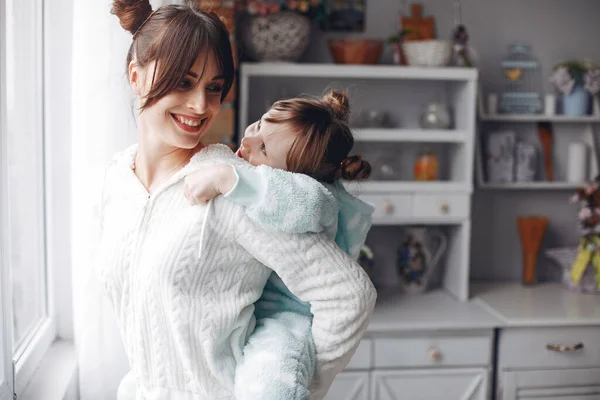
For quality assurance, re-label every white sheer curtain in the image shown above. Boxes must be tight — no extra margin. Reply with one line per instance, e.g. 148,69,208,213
70,1,191,397
71,1,135,398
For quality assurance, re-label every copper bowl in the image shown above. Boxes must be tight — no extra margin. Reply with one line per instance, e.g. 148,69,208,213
328,39,383,65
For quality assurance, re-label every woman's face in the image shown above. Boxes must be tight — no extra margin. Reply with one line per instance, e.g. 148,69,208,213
130,52,225,150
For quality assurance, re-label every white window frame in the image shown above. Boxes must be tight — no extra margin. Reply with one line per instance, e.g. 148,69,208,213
1,0,65,397
0,0,15,397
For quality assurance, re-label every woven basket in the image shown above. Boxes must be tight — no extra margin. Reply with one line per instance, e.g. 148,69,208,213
328,39,383,65
402,40,452,67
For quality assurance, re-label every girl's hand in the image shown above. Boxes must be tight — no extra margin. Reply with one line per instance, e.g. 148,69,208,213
184,165,236,205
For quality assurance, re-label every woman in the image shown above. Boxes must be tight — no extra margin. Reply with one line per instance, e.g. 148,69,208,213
101,1,376,399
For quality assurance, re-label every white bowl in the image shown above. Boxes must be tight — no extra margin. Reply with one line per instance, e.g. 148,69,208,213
402,40,452,67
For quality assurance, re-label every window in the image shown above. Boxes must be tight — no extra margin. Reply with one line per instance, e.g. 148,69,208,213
1,0,56,396
1,1,15,398
6,0,47,352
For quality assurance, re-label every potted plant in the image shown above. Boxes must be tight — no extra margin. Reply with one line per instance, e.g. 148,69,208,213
235,0,324,62
550,60,600,116
387,29,414,65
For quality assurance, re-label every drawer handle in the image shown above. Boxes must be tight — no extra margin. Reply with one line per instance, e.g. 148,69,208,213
546,343,584,352
439,202,450,214
427,346,441,361
383,201,394,214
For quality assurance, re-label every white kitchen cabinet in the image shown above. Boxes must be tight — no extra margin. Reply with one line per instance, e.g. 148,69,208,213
371,368,489,400
325,372,370,400
493,318,600,400
501,368,600,400
498,326,600,369
322,328,495,400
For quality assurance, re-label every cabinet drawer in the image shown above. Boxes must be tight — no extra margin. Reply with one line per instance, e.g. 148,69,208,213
412,193,470,219
501,367,600,400
325,372,369,400
374,334,492,368
500,327,600,369
372,368,489,400
345,339,372,370
358,194,412,220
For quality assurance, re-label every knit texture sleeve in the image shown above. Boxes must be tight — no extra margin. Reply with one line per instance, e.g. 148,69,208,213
233,210,377,398
224,164,339,236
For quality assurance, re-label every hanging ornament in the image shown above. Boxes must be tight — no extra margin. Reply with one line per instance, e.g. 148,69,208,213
451,0,473,67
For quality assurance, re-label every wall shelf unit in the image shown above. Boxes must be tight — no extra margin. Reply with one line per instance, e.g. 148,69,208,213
239,62,478,302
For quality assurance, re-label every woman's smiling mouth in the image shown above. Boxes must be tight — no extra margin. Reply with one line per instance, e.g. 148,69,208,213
171,113,205,133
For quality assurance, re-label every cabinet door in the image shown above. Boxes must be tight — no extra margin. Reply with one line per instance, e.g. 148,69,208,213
372,368,488,400
502,368,600,400
325,372,369,400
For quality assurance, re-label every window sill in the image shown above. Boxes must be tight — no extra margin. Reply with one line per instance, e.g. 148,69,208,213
20,340,77,400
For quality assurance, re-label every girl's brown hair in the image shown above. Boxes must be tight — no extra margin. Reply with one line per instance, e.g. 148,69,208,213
111,0,235,110
265,90,371,183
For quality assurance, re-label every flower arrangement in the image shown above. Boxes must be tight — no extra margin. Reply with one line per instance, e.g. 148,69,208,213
571,176,600,236
550,60,600,95
235,0,323,19
568,177,600,290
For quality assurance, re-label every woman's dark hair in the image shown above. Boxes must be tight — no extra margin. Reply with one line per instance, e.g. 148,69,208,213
111,0,235,110
265,90,371,183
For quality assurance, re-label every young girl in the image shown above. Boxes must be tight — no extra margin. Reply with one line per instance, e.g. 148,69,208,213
184,90,375,400
105,2,376,399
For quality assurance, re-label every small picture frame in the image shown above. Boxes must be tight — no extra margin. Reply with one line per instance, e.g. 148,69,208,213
320,0,366,32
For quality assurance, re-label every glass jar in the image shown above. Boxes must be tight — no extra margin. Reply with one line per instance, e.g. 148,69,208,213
414,147,439,181
420,102,451,130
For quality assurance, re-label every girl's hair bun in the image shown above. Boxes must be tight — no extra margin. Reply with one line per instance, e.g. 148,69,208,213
340,155,371,181
322,89,350,123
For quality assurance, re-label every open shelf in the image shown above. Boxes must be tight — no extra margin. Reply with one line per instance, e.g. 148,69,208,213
344,181,471,194
479,114,600,123
478,181,585,190
353,128,468,143
475,112,600,189
241,62,478,81
371,216,467,225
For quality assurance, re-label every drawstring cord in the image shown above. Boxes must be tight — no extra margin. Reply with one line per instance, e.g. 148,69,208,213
197,198,213,258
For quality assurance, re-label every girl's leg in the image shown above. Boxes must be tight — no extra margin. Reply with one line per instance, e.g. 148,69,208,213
235,273,315,400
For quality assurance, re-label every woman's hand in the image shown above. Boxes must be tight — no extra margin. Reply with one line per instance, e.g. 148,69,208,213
184,165,236,205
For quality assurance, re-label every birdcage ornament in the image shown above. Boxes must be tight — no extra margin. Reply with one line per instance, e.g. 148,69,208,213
500,43,543,114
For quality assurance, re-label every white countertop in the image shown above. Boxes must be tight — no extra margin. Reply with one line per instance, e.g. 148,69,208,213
367,288,502,333
472,283,600,327
368,283,600,333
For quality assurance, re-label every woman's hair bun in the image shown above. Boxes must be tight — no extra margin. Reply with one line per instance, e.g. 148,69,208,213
111,0,153,35
322,89,350,123
340,155,371,181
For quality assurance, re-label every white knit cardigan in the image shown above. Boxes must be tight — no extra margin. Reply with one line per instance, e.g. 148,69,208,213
97,144,377,399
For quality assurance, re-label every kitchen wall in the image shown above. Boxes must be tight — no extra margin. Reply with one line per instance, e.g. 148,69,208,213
298,0,600,282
